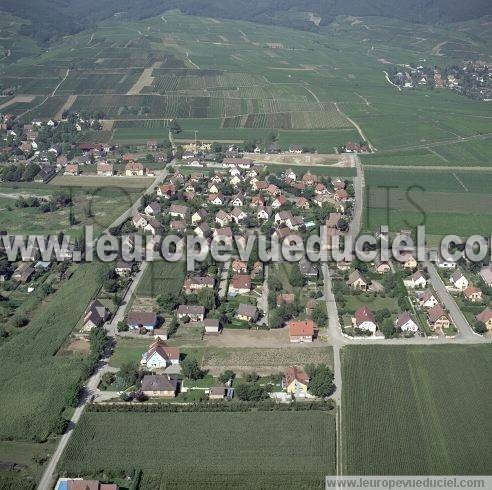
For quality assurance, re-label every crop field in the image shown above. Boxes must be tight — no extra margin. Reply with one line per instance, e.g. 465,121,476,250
58,410,336,488
0,185,141,235
136,260,186,298
342,345,492,475
0,261,106,441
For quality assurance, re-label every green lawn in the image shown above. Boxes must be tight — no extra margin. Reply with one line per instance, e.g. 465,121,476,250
58,410,336,488
342,345,492,475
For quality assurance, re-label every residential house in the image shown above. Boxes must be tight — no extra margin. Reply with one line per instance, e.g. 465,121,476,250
314,183,328,195
334,189,349,202
229,274,252,295
257,207,271,220
479,265,492,287
12,263,35,283
325,213,341,229
463,285,482,303
332,178,346,190
251,195,265,208
347,270,369,290
215,210,230,227
421,290,439,309
476,308,492,331
203,318,221,334
427,304,450,330
450,270,469,290
97,162,114,176
194,222,211,237
230,193,245,207
177,305,205,322
125,162,145,176
236,303,259,322
266,184,281,197
374,257,391,274
169,204,189,219
289,144,302,154
230,207,247,224
436,254,457,269
191,209,208,225
288,319,315,343
144,202,161,216
283,366,309,398
405,271,427,289
232,260,247,274
64,164,79,176
170,220,187,233
141,375,178,397
183,275,215,293
271,195,286,209
299,258,318,279
114,260,134,276
141,338,180,368
395,312,419,333
144,218,162,236
157,184,176,198
127,311,158,330
82,300,110,331
400,252,418,270
295,197,310,210
275,211,293,226
354,306,377,334
132,212,149,229
301,172,318,186
230,175,242,187
209,386,226,399
208,194,225,206
213,227,233,245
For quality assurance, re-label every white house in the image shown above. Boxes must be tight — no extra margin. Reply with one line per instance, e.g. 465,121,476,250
450,270,469,291
404,271,427,289
141,339,180,368
421,290,438,309
355,307,377,334
395,312,419,333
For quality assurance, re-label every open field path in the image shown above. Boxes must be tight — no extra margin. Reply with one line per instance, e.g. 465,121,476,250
54,95,77,120
334,102,376,152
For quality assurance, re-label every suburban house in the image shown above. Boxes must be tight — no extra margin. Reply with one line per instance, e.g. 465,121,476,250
12,262,35,283
209,387,227,399
169,204,189,219
194,222,211,237
229,274,252,295
141,338,180,368
127,311,158,331
64,164,79,176
56,479,118,490
347,270,369,290
395,312,419,333
132,212,148,229
427,304,450,330
271,195,287,209
82,300,110,331
177,305,205,322
463,285,483,303
436,254,457,269
170,220,187,232
421,290,439,308
404,271,427,289
144,218,162,236
479,265,492,287
400,253,418,270
125,161,145,176
334,189,349,202
354,306,377,334
191,209,208,225
288,319,315,343
299,258,318,279
144,202,161,215
374,257,391,274
114,260,134,276
476,308,492,331
213,227,233,245
275,211,293,226
257,207,271,220
215,210,230,226
450,270,469,290
97,162,114,176
208,193,225,206
230,207,247,224
203,318,221,334
283,366,310,398
232,260,247,274
157,184,176,198
236,303,259,322
141,374,178,397
183,275,215,293
230,193,245,207
295,196,310,209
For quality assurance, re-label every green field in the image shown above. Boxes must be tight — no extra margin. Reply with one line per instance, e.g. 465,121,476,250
136,260,186,298
342,345,492,475
58,410,336,488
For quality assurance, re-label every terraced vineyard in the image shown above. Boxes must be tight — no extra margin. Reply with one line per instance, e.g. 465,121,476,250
342,345,492,475
58,410,336,489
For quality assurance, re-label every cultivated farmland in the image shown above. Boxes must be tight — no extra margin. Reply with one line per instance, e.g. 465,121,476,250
58,410,336,488
342,345,492,475
136,260,186,298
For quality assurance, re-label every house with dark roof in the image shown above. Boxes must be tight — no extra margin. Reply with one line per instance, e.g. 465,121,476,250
141,374,178,397
127,311,158,330
83,300,110,331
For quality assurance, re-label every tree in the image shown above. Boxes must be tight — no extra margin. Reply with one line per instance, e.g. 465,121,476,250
118,361,140,388
268,309,284,329
197,288,216,311
235,383,268,401
157,291,180,313
289,267,305,287
474,321,487,334
170,120,182,135
218,370,235,384
307,364,334,398
181,358,204,380
312,303,328,326
245,372,259,383
380,318,397,338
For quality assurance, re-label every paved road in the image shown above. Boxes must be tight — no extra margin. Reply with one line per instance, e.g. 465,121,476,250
37,167,170,490
218,259,231,300
426,261,480,341
257,264,269,326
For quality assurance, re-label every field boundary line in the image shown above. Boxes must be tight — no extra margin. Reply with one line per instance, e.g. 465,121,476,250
452,172,469,191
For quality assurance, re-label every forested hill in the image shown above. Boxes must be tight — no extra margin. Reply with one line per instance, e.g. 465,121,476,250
2,0,491,43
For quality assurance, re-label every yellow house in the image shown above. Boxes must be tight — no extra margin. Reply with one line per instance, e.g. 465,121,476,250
283,366,310,397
